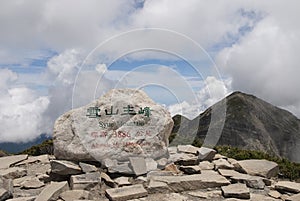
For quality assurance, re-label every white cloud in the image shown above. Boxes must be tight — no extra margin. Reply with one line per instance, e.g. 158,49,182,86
0,68,18,88
168,76,231,119
216,3,300,117
0,69,49,143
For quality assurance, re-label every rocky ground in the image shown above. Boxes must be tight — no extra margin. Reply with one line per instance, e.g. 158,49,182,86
0,145,300,201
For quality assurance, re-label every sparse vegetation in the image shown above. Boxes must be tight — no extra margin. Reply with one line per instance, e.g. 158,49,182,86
214,145,300,181
19,139,54,156
169,134,300,181
0,149,9,157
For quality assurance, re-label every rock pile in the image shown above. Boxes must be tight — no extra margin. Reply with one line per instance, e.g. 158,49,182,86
1,145,300,201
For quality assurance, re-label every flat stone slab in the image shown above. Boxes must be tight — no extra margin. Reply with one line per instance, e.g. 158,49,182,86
0,188,10,201
188,190,222,199
114,177,131,186
100,172,116,187
151,170,230,192
50,160,82,175
0,167,27,179
213,159,234,170
147,180,170,194
177,145,198,155
105,184,148,201
59,190,90,201
275,181,300,193
179,166,201,174
0,155,28,169
199,161,214,170
197,147,216,161
235,159,278,178
35,181,69,201
6,196,36,201
70,172,101,190
221,183,250,199
230,174,265,189
286,193,300,201
20,177,45,189
268,190,281,199
79,162,98,173
129,157,147,176
15,155,49,166
218,169,241,177
173,154,199,166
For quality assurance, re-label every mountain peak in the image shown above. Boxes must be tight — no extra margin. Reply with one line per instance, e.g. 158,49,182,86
172,91,300,162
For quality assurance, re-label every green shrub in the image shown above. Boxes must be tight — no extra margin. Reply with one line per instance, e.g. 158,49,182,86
214,145,300,181
19,139,53,156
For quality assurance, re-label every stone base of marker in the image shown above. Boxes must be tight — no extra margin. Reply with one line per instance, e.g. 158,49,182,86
3,144,300,200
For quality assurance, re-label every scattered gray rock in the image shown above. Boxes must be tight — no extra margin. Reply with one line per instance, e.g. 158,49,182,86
213,159,234,170
218,169,241,177
100,172,115,187
145,158,157,172
79,162,98,173
156,158,168,168
286,193,300,201
167,147,178,155
268,190,281,199
13,176,33,187
16,155,49,166
163,163,180,174
20,177,45,189
250,193,279,201
197,147,216,161
129,157,147,176
221,183,250,199
188,190,222,199
213,154,227,160
104,159,132,174
275,181,300,193
114,177,131,186
35,181,69,201
147,170,174,179
59,190,90,201
173,154,199,166
147,180,170,194
231,174,265,189
199,161,214,170
177,145,198,155
179,166,201,174
0,155,28,169
152,170,230,192
234,159,279,178
6,196,36,201
0,176,13,198
0,188,11,201
50,160,82,175
105,184,148,201
0,167,27,179
70,172,101,190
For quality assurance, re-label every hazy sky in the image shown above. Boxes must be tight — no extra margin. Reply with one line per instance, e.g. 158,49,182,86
0,0,300,143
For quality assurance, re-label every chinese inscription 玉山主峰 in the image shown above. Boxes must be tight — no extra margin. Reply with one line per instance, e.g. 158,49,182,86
86,105,152,118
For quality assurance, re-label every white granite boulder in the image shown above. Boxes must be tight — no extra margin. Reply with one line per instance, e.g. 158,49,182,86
53,89,174,162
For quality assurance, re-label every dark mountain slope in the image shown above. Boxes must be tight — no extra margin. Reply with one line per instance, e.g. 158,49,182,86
171,91,300,162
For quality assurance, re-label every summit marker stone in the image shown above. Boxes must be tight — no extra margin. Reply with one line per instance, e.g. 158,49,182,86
53,89,173,163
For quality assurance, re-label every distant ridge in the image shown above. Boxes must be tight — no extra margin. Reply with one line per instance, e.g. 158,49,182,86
0,134,51,154
171,91,300,163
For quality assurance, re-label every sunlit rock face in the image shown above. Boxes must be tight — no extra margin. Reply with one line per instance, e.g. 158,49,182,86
53,88,174,162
